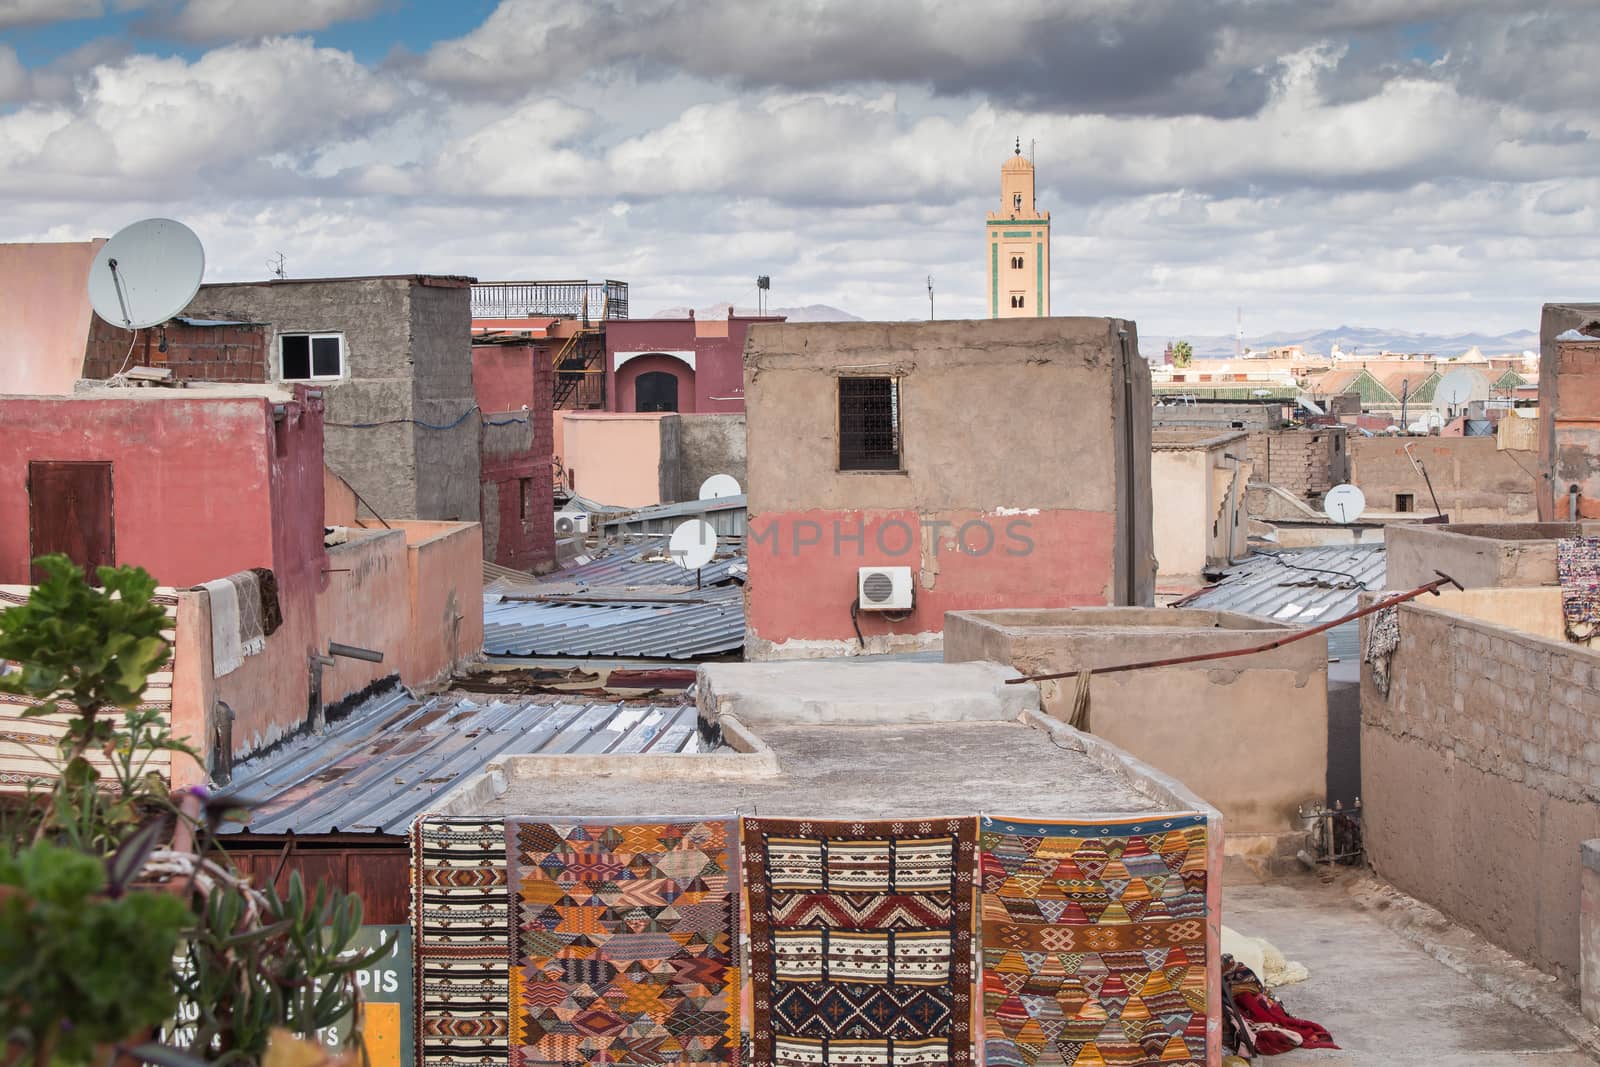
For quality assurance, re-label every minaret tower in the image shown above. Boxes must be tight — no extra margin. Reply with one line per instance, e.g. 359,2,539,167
987,138,1051,318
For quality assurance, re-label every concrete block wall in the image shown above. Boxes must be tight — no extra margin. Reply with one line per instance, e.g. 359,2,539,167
1246,427,1348,501
1363,599,1600,985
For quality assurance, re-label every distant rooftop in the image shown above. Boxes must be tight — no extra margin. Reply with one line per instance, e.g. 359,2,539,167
201,274,473,289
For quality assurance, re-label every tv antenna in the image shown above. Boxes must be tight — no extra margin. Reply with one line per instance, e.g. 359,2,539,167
87,218,205,331
927,274,934,320
268,251,286,279
755,274,771,315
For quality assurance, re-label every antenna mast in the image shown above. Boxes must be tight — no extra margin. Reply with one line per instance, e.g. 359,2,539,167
927,275,934,320
268,252,286,279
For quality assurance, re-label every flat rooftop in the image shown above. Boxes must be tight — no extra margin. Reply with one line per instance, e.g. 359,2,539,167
460,715,1169,821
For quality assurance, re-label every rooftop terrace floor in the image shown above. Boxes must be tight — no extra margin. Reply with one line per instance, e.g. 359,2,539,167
468,716,1166,820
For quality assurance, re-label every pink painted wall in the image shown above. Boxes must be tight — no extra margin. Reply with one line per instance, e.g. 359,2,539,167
745,509,1117,647
401,521,484,689
561,412,668,507
472,344,538,414
0,240,103,396
603,316,783,414
615,353,697,414
0,396,286,586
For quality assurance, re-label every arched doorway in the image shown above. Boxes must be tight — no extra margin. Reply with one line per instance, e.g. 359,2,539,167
635,371,679,412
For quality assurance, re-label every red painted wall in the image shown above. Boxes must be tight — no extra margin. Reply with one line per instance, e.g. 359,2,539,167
745,508,1117,645
0,396,296,586
604,317,782,414
472,342,555,571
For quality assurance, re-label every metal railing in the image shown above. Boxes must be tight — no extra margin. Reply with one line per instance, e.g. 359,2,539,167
471,280,629,321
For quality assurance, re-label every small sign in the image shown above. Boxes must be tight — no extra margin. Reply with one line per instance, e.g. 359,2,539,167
317,924,413,1067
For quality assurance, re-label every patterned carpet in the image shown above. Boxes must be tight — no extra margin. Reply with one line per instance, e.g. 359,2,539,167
742,817,978,1067
413,815,512,1067
506,818,741,1067
978,814,1210,1067
1558,537,1600,643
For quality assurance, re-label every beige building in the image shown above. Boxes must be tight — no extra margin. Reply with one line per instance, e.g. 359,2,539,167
987,140,1051,318
1151,428,1250,583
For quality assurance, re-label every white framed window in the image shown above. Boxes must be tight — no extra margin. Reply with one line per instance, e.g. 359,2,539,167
280,333,344,381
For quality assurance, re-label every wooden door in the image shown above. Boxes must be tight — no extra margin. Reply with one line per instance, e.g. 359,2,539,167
27,461,114,582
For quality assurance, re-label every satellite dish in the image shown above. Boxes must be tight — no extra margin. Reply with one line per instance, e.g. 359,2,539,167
698,474,741,500
1323,484,1366,524
668,519,717,571
1437,368,1480,410
87,218,205,330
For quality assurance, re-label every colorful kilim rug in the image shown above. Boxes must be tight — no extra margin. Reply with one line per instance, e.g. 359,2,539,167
978,814,1210,1067
413,815,512,1067
742,816,978,1067
506,817,741,1067
1558,537,1600,643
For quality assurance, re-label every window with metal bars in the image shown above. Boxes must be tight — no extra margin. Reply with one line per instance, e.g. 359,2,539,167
838,377,901,471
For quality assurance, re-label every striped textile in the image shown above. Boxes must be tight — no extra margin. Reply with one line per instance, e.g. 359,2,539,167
413,815,511,1067
743,817,978,1067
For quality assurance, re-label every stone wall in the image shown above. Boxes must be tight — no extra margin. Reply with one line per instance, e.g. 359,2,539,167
1362,597,1600,984
1348,436,1537,522
675,413,746,502
1246,427,1349,501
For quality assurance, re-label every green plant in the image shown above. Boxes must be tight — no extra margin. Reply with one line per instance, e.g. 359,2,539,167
1172,340,1194,369
171,872,381,1065
0,555,189,851
0,842,191,1067
0,556,381,1067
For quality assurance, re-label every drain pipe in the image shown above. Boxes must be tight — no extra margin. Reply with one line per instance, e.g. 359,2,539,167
308,641,385,733
1117,327,1138,605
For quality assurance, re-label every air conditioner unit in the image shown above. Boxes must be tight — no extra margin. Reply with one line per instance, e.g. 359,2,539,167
553,511,590,536
857,566,913,611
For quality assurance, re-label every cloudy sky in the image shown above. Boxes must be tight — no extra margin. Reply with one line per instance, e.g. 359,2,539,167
2,0,1596,337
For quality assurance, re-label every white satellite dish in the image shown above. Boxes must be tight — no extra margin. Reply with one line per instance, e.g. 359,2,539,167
1323,484,1366,524
1436,368,1480,410
668,519,717,571
87,218,205,330
698,474,741,500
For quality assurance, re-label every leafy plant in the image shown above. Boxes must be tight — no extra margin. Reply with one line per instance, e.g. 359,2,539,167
1172,339,1194,369
0,842,191,1067
0,557,382,1067
171,872,381,1065
0,555,190,851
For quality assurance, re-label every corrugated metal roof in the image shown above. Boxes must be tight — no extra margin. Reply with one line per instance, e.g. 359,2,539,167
519,536,745,590
1178,546,1386,626
483,583,744,659
223,686,702,836
598,496,747,538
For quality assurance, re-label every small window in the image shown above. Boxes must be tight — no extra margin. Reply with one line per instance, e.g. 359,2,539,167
280,333,343,381
1013,192,1022,211
1010,255,1024,269
1395,493,1414,513
1010,294,1025,309
838,377,901,471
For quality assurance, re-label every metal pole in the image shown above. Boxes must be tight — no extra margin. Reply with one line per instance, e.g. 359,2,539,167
1004,570,1462,684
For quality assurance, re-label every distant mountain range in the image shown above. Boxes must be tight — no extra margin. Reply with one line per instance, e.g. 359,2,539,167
648,303,862,322
1142,325,1540,360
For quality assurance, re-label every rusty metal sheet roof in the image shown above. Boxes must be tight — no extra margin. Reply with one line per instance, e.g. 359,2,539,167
222,687,700,836
483,582,744,659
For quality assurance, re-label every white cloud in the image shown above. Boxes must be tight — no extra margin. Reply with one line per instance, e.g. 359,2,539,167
0,0,103,30
153,0,385,42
